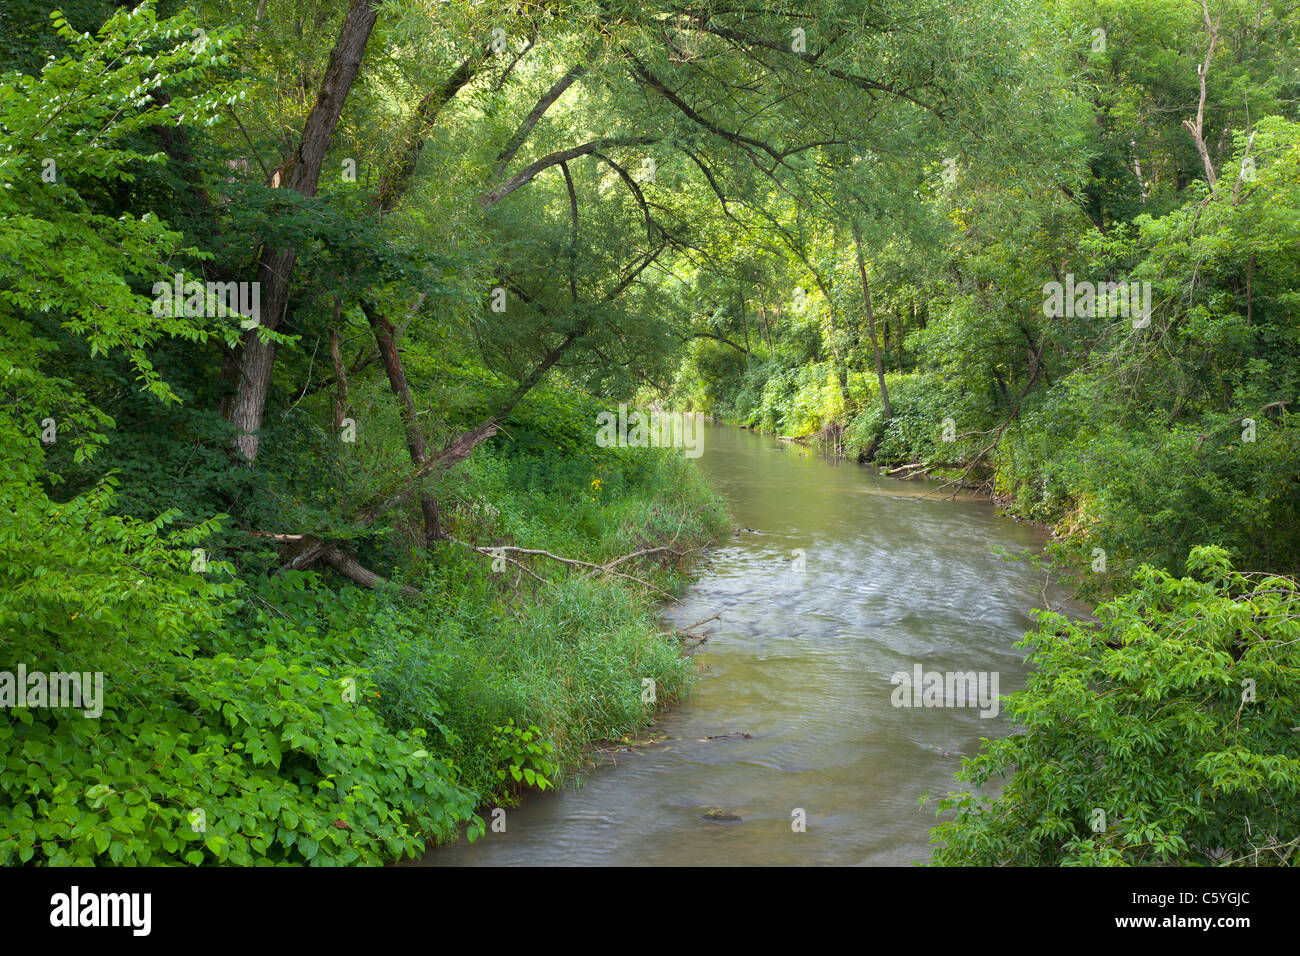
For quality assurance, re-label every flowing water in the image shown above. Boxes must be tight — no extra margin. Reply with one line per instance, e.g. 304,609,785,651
421,422,1073,866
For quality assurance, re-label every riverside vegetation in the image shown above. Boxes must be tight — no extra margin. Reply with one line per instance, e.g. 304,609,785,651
1,0,1297,866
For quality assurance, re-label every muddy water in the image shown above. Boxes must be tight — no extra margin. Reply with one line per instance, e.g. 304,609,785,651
421,422,1069,866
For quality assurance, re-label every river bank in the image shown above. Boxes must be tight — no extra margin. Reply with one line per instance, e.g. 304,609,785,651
392,403,731,859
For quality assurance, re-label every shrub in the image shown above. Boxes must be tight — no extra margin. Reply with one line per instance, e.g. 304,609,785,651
930,546,1300,866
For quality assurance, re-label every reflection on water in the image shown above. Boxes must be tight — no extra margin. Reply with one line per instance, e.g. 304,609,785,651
420,423,1074,866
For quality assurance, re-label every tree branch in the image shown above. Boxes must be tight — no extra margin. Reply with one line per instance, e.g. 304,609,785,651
491,64,586,183
480,136,657,206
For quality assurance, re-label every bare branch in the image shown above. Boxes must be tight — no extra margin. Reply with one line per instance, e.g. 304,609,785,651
1182,0,1220,188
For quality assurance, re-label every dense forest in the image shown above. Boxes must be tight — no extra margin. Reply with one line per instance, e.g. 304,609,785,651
1,0,1297,868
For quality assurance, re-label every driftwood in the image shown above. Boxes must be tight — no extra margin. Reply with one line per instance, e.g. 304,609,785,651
884,462,931,477
883,460,972,479
675,612,721,643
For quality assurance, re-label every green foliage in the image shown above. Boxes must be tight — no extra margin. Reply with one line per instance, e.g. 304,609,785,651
0,649,476,866
930,547,1300,866
418,438,724,800
488,719,559,798
0,3,242,408
0,389,719,864
492,384,639,496
842,372,982,464
0,472,481,864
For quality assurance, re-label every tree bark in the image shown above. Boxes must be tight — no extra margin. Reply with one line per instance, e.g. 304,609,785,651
373,51,490,213
323,547,421,597
689,330,749,353
282,418,501,573
738,293,750,361
491,64,586,184
480,136,656,207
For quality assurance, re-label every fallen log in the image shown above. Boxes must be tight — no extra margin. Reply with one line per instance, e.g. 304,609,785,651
322,547,421,598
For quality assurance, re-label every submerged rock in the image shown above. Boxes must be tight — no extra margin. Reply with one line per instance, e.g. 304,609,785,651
703,808,742,822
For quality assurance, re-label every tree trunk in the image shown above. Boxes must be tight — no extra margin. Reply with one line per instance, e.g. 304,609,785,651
228,0,381,462
1182,0,1219,189
323,547,421,597
853,230,892,420
360,300,443,543
738,293,750,362
896,305,904,369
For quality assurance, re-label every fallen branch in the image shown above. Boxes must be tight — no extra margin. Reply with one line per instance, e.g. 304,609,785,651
445,537,682,599
251,529,420,596
884,462,932,477
683,612,721,631
455,541,554,590
922,450,997,500
675,611,721,643
280,418,501,573
353,419,500,526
